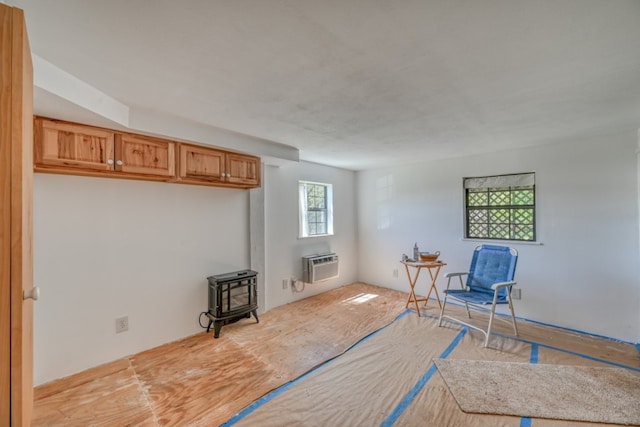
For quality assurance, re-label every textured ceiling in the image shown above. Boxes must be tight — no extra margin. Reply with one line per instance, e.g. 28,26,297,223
8,0,640,170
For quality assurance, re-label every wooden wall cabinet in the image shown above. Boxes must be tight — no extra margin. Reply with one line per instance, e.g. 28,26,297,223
226,152,261,187
34,119,115,171
116,134,175,177
34,118,175,179
34,117,261,189
178,143,260,188
178,143,226,183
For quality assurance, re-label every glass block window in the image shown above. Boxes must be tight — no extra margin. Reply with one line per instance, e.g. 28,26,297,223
299,181,334,238
464,173,535,242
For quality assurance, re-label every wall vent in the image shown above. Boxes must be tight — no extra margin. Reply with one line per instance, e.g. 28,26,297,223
302,253,339,283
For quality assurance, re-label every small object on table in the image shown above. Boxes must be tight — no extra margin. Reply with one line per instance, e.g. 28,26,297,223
419,250,440,262
401,259,446,317
413,242,420,261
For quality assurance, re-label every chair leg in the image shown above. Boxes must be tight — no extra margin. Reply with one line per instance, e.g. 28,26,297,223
484,306,496,347
457,276,471,318
507,290,519,336
438,295,448,326
484,291,503,348
439,277,455,327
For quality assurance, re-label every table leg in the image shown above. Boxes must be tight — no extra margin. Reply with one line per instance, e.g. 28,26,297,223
403,264,423,317
424,264,443,309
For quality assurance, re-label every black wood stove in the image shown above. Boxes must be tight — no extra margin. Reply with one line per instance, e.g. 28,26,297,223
206,269,259,338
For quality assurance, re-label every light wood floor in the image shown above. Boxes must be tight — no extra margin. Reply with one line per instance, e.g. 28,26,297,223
32,283,639,426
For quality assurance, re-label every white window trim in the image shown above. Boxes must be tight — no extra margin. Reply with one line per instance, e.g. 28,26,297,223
298,181,334,238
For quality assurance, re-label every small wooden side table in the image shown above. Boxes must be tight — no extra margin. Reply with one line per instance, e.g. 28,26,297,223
401,260,446,317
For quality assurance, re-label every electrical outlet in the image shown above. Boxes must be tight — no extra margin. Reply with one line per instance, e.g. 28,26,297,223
392,269,398,278
282,279,289,289
512,288,522,300
115,316,129,333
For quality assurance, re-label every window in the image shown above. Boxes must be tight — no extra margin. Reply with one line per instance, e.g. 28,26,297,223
299,181,333,238
464,173,535,241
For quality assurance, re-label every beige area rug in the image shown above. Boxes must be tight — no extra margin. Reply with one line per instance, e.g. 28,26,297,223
434,358,640,426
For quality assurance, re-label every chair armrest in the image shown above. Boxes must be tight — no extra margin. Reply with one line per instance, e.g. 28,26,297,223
445,272,469,290
491,281,516,290
444,272,468,279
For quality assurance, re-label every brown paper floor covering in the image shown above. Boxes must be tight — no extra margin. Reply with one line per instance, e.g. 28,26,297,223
32,283,640,426
226,310,640,427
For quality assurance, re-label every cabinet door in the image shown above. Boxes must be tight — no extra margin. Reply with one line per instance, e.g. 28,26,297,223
226,153,261,187
34,118,115,171
179,143,226,183
116,134,175,177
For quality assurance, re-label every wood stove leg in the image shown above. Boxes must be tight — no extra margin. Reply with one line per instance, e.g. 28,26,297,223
206,319,213,333
252,309,259,323
213,320,223,339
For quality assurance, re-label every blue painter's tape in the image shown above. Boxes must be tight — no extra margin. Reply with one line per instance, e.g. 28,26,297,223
420,312,640,373
519,343,539,426
221,309,413,426
379,327,468,427
442,299,637,346
507,335,639,372
530,343,539,364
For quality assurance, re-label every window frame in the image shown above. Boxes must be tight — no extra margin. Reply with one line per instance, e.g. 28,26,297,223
463,173,536,242
298,180,334,238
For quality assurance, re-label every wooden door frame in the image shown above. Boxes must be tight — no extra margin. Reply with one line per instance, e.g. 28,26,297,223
1,5,12,423
1,4,34,425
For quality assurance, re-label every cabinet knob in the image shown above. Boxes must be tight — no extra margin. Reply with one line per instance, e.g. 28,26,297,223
107,159,114,165
23,286,40,301
116,160,123,166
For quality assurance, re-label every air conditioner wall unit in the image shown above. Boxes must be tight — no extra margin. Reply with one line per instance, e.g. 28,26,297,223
302,253,339,283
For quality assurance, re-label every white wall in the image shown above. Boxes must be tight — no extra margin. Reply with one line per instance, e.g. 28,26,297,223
33,132,639,385
33,160,358,385
357,130,640,343
33,174,250,385
264,162,358,310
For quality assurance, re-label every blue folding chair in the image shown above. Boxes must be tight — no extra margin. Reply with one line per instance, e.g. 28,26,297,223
438,245,519,347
